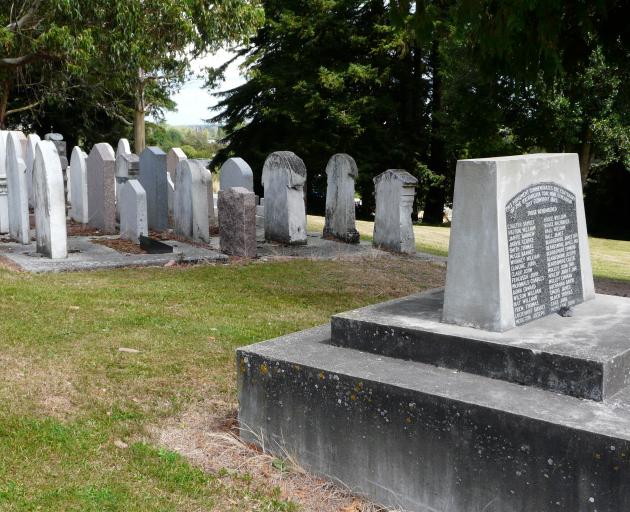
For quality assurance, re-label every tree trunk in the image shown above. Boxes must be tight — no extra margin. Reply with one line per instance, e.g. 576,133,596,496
579,123,593,184
134,68,146,154
0,80,10,129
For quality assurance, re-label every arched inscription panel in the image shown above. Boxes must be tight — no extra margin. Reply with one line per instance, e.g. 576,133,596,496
506,182,582,326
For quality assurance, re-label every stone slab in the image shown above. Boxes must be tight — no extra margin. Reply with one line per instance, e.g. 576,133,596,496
86,143,116,233
139,147,168,231
331,290,630,401
238,322,630,512
218,187,256,257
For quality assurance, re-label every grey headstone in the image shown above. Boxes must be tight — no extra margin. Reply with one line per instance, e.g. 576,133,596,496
166,147,187,181
443,153,596,332
25,133,41,208
174,159,210,243
6,131,30,244
119,179,148,243
261,151,307,245
139,147,168,231
44,132,63,142
203,166,216,227
69,146,88,224
115,152,139,220
86,143,116,233
167,173,175,221
218,186,256,258
33,141,67,259
0,131,10,234
372,169,417,254
323,154,359,243
220,157,254,192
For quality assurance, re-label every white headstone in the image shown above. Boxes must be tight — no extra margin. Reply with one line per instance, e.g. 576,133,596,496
119,179,148,243
261,151,307,245
139,147,168,231
0,131,9,233
86,143,116,233
166,147,187,181
26,133,41,208
116,138,131,159
203,167,216,227
6,131,30,244
220,157,254,192
372,169,417,254
174,159,210,243
442,153,596,332
33,141,67,259
115,152,139,220
167,173,175,221
69,146,89,224
323,153,359,243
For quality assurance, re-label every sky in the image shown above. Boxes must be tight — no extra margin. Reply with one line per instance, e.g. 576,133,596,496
159,50,245,126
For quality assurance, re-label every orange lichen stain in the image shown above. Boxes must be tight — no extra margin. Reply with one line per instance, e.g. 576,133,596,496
239,358,246,373
260,363,269,375
350,394,357,401
318,371,325,380
354,382,364,392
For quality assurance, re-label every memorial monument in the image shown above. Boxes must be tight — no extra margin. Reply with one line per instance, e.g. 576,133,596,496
322,154,359,243
237,153,630,512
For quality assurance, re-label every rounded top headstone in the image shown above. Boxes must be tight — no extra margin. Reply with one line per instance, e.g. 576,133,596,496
44,132,63,141
326,153,358,179
220,157,254,191
261,151,307,188
373,169,417,186
89,142,115,163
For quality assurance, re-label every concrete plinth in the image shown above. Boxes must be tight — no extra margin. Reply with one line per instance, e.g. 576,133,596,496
238,290,630,512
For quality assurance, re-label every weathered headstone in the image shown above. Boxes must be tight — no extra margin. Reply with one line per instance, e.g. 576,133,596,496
218,187,256,257
166,147,186,181
323,154,359,243
220,157,254,192
372,169,417,254
203,167,216,227
33,141,67,259
25,133,41,208
139,147,168,231
261,151,307,245
45,133,69,203
116,138,131,159
443,153,595,332
119,180,148,243
6,131,30,244
174,159,210,243
86,143,116,233
69,146,89,224
0,131,9,233
115,152,139,220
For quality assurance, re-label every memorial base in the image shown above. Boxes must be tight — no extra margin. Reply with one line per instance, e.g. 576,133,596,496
238,291,630,512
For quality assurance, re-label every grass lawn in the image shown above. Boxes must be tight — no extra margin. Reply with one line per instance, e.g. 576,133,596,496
308,215,630,281
0,257,444,511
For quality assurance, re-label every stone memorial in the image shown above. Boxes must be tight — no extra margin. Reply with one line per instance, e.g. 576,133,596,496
115,152,139,220
443,153,595,332
238,152,630,511
44,133,69,203
139,147,168,231
0,131,10,234
219,157,254,192
166,147,186,181
218,187,256,258
86,143,116,233
261,151,307,245
322,153,359,243
119,180,148,243
69,146,89,224
372,169,417,254
33,141,67,259
116,138,131,159
174,159,210,243
25,133,41,207
6,131,30,244
203,166,216,227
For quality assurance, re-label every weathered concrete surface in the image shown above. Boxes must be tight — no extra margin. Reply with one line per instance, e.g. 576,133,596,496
373,169,417,254
323,154,359,243
115,152,139,220
218,186,256,257
331,289,630,401
86,143,116,233
220,157,254,192
238,316,630,512
139,147,168,231
33,141,67,259
25,133,41,208
166,147,186,181
0,236,227,272
119,180,148,243
443,153,595,332
174,159,210,243
261,151,307,245
6,131,30,244
69,146,89,224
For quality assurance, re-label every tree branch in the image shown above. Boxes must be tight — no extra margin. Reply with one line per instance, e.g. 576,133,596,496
5,100,41,117
5,0,42,32
0,54,39,67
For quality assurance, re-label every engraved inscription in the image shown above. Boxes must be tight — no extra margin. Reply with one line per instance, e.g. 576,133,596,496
506,183,582,326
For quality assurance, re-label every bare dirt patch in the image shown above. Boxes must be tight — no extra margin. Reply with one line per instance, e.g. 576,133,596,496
91,237,147,254
595,277,630,297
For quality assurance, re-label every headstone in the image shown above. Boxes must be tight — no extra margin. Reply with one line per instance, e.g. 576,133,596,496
261,151,307,245
203,167,216,227
372,169,417,254
139,147,168,231
167,173,175,221
218,187,256,257
220,157,254,192
115,152,139,220
33,141,67,259
25,133,41,208
0,131,9,233
6,131,30,244
119,180,148,243
323,154,360,243
443,153,595,332
174,159,210,243
116,138,131,159
166,147,186,181
86,143,116,233
69,146,89,224
45,133,69,203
